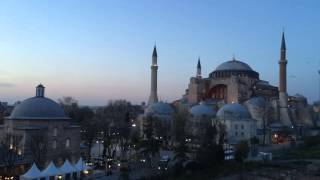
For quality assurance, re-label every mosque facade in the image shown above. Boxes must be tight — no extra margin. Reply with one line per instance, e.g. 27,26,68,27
143,33,318,146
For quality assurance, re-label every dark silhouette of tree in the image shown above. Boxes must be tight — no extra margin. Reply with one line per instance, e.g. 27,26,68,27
59,96,79,121
28,132,48,169
81,117,98,161
250,136,259,156
96,100,135,160
173,105,189,161
0,133,22,175
234,140,249,163
196,123,225,167
141,115,160,167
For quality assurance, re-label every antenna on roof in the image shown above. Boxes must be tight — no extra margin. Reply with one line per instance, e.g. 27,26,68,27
232,53,236,61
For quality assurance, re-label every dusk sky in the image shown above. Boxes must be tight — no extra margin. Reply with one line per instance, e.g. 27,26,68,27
0,0,320,106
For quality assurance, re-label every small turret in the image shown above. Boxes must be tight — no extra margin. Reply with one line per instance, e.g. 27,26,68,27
196,57,202,78
36,84,45,97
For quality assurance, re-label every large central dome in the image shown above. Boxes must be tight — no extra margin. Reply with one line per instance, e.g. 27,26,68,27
8,84,69,120
215,60,253,71
209,59,259,79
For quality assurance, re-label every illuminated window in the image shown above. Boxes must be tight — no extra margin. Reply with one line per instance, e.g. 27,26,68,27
65,138,71,148
52,140,57,149
53,127,58,137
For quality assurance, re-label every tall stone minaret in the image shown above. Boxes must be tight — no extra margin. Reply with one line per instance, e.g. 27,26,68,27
279,32,288,108
279,32,287,94
196,57,202,78
148,46,159,105
278,32,292,126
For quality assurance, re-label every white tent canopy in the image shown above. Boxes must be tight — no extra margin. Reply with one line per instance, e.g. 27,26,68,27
20,163,42,180
41,161,61,177
59,159,77,174
75,157,92,171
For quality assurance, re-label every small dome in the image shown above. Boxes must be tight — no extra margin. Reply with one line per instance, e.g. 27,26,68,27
9,97,69,120
293,94,306,100
145,102,174,116
217,103,251,119
8,84,69,120
215,60,253,71
190,103,215,117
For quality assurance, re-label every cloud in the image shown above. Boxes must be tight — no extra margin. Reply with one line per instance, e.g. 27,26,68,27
0,82,15,88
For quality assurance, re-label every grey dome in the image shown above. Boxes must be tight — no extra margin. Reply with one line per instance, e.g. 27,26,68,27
145,102,174,116
9,97,69,120
217,103,251,119
215,60,253,71
190,103,215,117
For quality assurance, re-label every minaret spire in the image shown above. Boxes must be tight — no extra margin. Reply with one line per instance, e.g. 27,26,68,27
196,57,202,78
279,31,287,93
281,32,286,51
148,45,159,105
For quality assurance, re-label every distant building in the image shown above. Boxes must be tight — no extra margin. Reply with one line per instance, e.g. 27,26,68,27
216,103,257,145
140,33,319,147
0,84,80,169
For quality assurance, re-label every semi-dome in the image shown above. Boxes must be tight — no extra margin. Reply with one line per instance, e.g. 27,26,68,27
215,60,253,71
145,102,174,116
190,102,215,117
217,103,251,119
8,84,69,120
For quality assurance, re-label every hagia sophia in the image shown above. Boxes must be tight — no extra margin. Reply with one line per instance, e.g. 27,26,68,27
142,32,319,145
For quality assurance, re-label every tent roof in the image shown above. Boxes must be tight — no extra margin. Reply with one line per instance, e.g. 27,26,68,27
41,162,61,176
21,163,42,179
59,159,77,174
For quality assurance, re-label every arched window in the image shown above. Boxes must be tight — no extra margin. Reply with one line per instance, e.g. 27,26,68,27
53,127,58,137
65,138,71,148
52,140,57,149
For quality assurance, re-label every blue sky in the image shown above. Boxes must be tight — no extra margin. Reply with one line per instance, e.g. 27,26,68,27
0,0,319,105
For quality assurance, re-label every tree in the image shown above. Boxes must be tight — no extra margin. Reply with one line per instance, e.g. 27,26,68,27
234,140,249,163
97,100,136,160
59,96,80,122
81,117,98,161
28,132,48,169
0,133,22,175
172,104,189,162
140,115,160,167
250,136,259,156
173,104,188,144
196,125,224,167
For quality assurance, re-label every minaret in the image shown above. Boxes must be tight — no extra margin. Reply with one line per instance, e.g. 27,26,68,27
196,57,202,78
278,32,292,126
279,32,288,108
36,84,45,97
279,32,287,94
148,46,159,105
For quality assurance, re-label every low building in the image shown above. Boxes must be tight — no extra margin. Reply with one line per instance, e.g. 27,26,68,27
216,103,257,145
0,84,80,170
